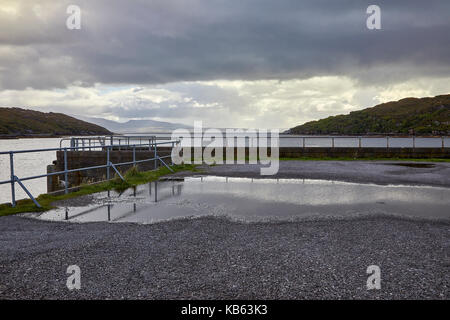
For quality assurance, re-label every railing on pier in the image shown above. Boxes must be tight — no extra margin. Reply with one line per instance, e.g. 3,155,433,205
0,138,180,209
286,135,449,148
60,134,450,149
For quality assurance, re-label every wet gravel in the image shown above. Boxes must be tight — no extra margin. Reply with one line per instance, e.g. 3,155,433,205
1,161,449,299
0,215,448,299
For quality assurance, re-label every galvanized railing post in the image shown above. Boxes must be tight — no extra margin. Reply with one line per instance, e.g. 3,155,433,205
359,137,362,148
64,148,68,194
387,137,390,149
442,136,445,149
171,142,174,165
9,152,16,207
14,176,41,208
331,137,335,148
106,147,110,180
303,137,305,148
154,142,158,170
133,146,136,167
413,136,416,149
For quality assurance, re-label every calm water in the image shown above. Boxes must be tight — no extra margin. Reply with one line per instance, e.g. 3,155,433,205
26,176,450,223
0,138,62,204
1,136,449,205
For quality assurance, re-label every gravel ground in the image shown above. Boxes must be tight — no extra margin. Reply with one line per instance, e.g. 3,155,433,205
0,161,449,300
0,215,449,299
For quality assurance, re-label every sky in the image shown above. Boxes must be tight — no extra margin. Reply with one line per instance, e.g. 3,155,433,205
1,0,449,128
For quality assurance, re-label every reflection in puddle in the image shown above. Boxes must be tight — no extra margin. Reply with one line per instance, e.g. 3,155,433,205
27,176,450,223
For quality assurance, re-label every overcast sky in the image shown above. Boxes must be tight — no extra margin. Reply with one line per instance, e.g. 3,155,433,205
1,0,449,128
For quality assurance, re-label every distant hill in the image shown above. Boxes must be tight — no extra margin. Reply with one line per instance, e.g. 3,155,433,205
76,116,191,133
288,94,450,135
0,108,112,137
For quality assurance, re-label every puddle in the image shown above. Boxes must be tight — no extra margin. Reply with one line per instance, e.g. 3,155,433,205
384,163,436,168
25,176,450,223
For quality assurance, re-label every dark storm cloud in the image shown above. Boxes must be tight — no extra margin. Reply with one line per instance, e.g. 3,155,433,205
1,0,449,89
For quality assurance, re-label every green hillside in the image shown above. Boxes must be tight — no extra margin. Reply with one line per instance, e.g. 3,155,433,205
0,107,112,137
289,94,450,135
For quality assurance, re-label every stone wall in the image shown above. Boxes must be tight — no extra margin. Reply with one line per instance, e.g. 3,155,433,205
276,147,450,159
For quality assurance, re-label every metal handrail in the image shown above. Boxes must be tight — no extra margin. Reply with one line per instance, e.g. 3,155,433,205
0,141,178,155
58,134,450,150
61,135,160,150
1,139,180,208
135,135,449,149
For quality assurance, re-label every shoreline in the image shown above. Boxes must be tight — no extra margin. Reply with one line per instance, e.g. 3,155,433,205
0,134,112,140
1,133,448,139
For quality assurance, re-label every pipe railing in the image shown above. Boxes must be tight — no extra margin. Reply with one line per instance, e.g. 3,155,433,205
60,134,450,149
292,135,449,149
200,135,448,148
61,135,178,150
0,139,180,208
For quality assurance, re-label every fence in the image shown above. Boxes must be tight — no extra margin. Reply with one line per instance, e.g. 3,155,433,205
59,135,176,150
0,139,179,208
63,134,449,149
289,135,449,148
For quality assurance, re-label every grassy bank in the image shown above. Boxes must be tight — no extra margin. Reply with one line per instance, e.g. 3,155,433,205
0,164,197,217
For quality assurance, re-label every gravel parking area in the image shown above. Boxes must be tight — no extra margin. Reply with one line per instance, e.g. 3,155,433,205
0,215,448,299
0,161,449,299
